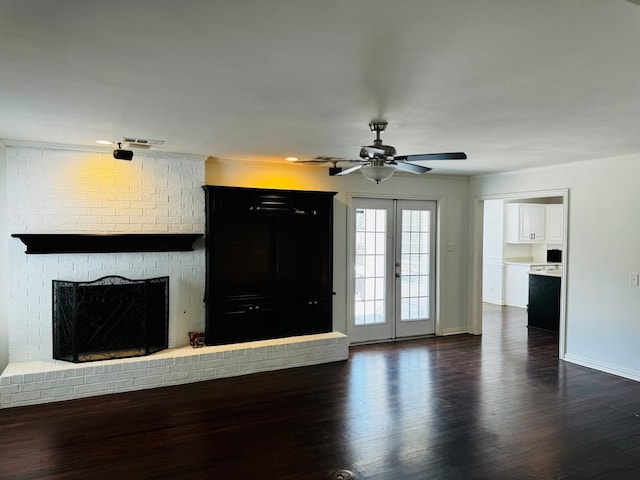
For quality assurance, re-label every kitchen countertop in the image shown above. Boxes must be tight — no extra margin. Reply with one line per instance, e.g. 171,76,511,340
503,257,562,266
529,270,562,278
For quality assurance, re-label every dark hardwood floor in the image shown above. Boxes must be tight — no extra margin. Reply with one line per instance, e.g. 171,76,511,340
1,305,639,479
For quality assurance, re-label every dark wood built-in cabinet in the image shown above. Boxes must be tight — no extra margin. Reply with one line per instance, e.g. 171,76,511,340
203,186,337,345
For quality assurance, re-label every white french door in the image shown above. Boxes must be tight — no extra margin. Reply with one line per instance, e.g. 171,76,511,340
349,197,437,343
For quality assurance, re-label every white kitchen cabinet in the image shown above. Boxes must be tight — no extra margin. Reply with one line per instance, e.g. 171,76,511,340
483,259,504,304
504,263,530,308
505,204,546,243
545,205,564,244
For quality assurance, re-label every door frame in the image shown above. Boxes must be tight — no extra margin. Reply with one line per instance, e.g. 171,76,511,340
346,192,443,343
469,188,569,359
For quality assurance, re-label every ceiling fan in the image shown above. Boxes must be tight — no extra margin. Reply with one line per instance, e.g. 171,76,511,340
293,120,467,183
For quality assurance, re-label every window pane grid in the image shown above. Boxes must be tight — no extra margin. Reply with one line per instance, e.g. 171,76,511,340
355,208,386,325
400,209,431,322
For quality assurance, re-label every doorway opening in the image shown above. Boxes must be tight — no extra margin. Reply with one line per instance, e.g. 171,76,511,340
477,190,568,358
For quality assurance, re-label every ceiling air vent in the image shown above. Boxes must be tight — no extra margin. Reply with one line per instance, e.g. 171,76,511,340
122,137,165,149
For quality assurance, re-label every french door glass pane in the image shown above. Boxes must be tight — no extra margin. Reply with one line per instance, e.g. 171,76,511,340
400,209,431,321
354,208,386,325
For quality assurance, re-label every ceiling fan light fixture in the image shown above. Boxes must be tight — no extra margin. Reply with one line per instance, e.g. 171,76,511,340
360,164,395,184
300,120,466,179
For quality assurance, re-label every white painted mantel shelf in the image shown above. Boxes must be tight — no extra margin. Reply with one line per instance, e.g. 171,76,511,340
0,332,349,409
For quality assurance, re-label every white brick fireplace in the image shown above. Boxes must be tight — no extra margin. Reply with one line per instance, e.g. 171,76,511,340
0,144,349,408
5,146,207,362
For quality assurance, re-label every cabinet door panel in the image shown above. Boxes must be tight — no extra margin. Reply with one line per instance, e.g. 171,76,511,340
207,300,284,345
286,297,332,335
277,216,331,291
518,207,533,241
545,205,563,244
504,264,529,308
531,206,546,241
506,204,546,243
206,304,249,345
245,303,283,341
210,216,276,296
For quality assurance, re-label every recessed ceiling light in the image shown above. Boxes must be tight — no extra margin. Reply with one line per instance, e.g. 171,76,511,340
285,157,299,162
96,140,113,145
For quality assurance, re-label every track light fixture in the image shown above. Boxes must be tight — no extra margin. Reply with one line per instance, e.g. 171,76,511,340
113,142,133,161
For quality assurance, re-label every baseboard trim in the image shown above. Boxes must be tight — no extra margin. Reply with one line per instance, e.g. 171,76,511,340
563,353,640,382
438,327,470,336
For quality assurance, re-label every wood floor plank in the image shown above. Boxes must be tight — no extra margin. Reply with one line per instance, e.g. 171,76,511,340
1,304,639,479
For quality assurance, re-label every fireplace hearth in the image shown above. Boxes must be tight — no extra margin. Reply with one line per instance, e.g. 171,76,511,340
52,275,169,363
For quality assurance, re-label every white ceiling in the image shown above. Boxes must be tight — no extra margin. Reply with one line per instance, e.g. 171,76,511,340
2,0,640,175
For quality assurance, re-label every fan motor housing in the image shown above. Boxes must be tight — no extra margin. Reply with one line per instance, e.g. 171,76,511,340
360,144,397,159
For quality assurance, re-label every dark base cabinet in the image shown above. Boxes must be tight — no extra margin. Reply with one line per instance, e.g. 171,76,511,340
210,295,332,345
528,274,561,332
204,186,337,346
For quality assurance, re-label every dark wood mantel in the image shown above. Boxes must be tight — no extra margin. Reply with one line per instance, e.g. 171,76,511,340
11,233,203,254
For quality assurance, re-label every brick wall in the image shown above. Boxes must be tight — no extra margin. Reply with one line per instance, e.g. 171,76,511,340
6,146,206,363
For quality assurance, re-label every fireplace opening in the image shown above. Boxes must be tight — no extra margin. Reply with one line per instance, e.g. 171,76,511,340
52,275,169,363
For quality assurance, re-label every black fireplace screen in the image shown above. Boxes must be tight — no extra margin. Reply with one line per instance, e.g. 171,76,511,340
52,275,169,363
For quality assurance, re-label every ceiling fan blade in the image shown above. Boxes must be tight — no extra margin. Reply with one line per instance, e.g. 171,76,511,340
291,156,344,164
395,152,467,162
393,162,432,174
293,156,365,165
335,164,363,176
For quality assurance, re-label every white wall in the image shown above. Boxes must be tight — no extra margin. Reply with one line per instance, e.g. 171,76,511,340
0,143,8,373
470,155,640,381
206,158,471,336
5,145,206,363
